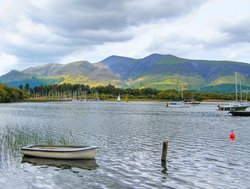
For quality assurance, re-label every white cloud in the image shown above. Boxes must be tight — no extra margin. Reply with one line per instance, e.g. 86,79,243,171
0,52,18,75
1,0,250,74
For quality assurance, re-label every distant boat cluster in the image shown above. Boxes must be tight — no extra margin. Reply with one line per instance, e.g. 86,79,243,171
218,72,250,116
165,99,250,116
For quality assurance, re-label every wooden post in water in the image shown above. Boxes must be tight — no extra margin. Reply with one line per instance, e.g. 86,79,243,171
161,141,169,162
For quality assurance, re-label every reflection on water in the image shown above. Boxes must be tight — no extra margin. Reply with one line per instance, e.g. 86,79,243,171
161,161,168,175
22,156,98,170
0,101,250,188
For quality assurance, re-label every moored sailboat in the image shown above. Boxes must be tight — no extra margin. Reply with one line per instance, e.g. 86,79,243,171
117,94,121,102
166,72,190,108
218,72,249,111
125,94,128,102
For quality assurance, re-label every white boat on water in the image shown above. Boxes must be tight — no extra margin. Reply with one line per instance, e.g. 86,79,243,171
184,100,200,106
166,101,190,108
21,145,99,159
217,103,248,111
117,94,121,102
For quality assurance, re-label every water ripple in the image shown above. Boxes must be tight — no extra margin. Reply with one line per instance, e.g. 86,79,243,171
0,102,250,188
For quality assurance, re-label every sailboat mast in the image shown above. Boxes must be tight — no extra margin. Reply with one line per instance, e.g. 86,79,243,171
235,72,238,101
179,71,184,100
246,88,248,101
240,79,242,101
181,87,184,100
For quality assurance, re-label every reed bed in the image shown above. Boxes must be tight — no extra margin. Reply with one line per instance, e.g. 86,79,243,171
0,125,81,171
0,125,79,158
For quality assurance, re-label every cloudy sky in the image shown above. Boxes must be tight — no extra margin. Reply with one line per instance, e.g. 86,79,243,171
0,0,250,75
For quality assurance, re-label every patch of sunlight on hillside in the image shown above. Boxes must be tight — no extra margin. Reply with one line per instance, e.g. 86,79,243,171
58,75,120,87
125,77,145,86
208,74,250,86
125,74,206,90
34,75,64,85
138,77,145,82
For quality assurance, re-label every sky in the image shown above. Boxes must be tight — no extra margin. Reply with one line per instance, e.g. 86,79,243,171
0,0,250,75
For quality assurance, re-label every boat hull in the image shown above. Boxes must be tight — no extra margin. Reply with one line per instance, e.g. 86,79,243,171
21,145,98,159
184,102,200,106
166,105,190,108
166,102,190,108
229,111,250,116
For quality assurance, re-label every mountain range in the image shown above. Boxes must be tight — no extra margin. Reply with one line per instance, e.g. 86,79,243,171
1,53,250,93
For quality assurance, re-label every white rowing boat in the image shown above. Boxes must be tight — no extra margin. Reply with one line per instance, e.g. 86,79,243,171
21,145,99,159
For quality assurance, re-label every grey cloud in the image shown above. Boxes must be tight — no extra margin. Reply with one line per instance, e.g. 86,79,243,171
198,19,250,50
27,0,207,49
5,43,71,64
0,0,207,66
30,0,206,31
124,0,207,24
219,19,250,44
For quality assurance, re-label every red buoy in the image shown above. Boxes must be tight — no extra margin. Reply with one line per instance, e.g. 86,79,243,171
229,130,236,140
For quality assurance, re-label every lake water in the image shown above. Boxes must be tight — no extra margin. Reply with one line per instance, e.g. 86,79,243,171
0,101,249,189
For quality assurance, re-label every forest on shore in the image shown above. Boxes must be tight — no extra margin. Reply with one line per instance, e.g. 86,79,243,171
0,84,28,103
22,83,237,101
1,82,240,103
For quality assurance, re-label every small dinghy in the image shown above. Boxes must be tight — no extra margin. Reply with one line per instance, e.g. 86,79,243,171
21,145,98,159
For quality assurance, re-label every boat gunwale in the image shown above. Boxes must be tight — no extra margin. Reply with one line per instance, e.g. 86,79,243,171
21,145,99,153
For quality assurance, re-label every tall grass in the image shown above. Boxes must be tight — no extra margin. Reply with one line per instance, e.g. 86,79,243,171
0,125,80,171
1,125,78,149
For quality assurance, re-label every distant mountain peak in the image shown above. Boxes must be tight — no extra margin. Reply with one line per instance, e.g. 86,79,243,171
67,61,90,65
0,69,32,83
144,53,180,60
101,55,136,63
22,63,62,76
6,69,30,76
8,69,21,74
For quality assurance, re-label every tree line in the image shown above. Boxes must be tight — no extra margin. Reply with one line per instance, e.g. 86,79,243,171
23,83,237,101
0,84,28,103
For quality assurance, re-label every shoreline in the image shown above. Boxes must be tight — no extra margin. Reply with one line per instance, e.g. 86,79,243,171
23,98,240,103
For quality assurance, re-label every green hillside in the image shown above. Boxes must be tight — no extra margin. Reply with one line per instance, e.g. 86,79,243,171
0,70,33,82
0,70,64,88
124,74,206,90
101,54,250,92
6,76,63,88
